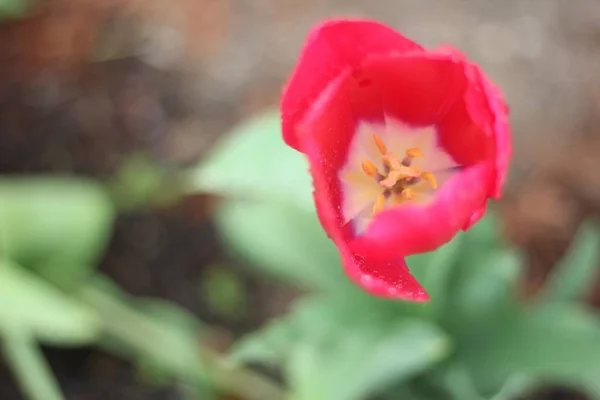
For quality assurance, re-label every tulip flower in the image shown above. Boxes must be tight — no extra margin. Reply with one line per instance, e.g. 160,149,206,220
281,19,511,301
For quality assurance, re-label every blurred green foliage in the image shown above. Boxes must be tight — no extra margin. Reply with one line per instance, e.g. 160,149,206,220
0,179,114,289
215,200,346,291
186,110,314,212
0,0,31,19
0,177,281,400
200,266,249,320
2,109,600,400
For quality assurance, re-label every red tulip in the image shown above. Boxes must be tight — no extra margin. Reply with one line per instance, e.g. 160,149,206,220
281,19,511,301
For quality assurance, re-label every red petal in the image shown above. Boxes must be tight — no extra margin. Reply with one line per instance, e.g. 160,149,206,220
350,162,495,261
476,69,511,199
296,67,393,231
362,53,466,126
282,19,423,151
340,251,429,301
298,70,358,174
435,47,511,195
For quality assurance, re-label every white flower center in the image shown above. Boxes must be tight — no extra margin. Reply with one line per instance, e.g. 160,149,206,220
339,117,459,234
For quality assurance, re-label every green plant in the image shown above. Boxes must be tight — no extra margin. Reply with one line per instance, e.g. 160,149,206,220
2,109,600,400
0,176,283,400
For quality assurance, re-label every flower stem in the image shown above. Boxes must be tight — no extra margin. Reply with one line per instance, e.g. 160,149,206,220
2,333,64,400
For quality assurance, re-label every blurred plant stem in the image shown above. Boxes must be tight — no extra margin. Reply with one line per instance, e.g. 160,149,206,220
2,333,64,400
79,278,286,400
204,347,287,400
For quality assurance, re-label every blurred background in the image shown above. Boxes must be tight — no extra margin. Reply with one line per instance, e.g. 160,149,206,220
2,0,600,399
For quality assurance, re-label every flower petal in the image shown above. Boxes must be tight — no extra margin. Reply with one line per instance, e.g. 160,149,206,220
362,53,466,127
340,251,429,301
435,48,510,192
282,19,423,150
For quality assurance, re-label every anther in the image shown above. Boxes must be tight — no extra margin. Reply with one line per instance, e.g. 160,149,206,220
400,188,415,200
372,194,386,215
406,148,423,158
421,171,438,189
361,160,379,177
373,134,387,155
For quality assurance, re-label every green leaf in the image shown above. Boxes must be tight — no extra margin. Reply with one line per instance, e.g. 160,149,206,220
288,318,449,400
457,303,600,398
133,299,214,398
426,364,531,400
230,295,449,400
489,375,532,400
543,221,600,302
2,334,64,400
378,385,430,400
230,291,427,367
0,0,30,19
407,231,464,318
185,110,314,211
0,177,115,288
440,211,524,333
214,200,346,291
449,249,522,325
0,259,100,345
437,364,485,400
461,209,505,250
229,308,303,367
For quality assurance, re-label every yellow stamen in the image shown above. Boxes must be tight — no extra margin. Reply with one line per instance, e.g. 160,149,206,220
392,193,406,205
406,147,423,158
421,171,438,189
400,188,415,200
348,133,439,220
372,194,386,215
373,134,387,155
361,160,378,177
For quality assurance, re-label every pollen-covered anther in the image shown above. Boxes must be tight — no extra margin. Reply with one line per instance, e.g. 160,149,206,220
361,160,379,177
373,134,388,155
372,193,386,215
400,188,415,200
421,171,438,189
405,148,423,158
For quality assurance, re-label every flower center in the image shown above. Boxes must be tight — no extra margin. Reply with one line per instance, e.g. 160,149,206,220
360,134,437,216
